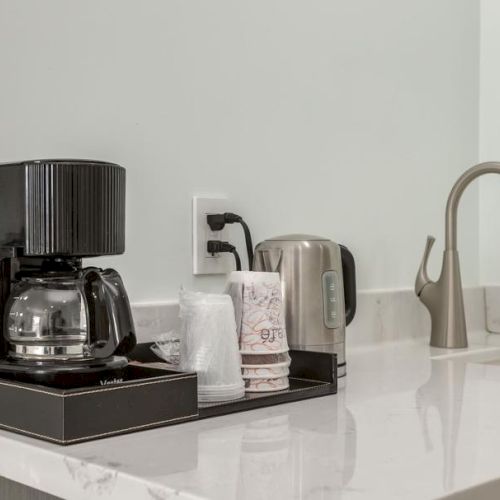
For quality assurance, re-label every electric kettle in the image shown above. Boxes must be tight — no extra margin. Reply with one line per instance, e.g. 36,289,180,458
253,234,356,377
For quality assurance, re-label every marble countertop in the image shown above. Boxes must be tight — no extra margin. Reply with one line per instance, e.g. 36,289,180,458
5,335,500,499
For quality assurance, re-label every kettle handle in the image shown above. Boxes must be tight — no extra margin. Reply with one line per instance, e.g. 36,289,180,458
340,245,356,326
83,268,137,359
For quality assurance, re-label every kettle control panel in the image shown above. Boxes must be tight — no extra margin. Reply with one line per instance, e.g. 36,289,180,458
322,271,340,329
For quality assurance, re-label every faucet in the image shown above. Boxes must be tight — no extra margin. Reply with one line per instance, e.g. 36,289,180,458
415,162,500,348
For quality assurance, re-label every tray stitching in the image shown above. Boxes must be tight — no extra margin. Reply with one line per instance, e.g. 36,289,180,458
0,375,197,398
0,413,199,444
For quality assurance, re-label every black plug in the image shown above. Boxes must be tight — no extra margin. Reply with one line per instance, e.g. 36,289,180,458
206,212,242,231
207,240,242,271
206,213,253,270
207,240,236,255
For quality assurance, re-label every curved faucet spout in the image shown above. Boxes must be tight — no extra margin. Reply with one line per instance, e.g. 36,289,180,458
416,161,500,348
446,162,500,250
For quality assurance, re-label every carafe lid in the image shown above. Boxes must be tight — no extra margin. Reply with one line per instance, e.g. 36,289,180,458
17,257,82,279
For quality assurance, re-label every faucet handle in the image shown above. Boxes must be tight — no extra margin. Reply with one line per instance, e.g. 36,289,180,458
415,235,436,296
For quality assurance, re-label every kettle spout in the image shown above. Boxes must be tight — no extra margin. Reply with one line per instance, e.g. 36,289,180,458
415,235,436,296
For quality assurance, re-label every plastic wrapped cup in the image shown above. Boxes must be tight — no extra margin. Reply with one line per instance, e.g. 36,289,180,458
179,290,244,402
225,272,289,355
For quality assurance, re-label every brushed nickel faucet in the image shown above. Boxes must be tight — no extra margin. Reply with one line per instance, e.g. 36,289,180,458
415,162,500,348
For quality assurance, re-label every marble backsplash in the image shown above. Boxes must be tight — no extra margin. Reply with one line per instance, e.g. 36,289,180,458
131,286,488,348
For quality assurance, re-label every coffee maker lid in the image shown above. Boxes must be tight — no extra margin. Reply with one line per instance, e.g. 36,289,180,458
0,158,122,168
266,234,330,241
0,159,126,256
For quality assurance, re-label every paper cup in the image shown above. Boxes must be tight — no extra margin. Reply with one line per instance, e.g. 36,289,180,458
244,376,289,393
225,271,289,354
241,353,290,365
242,363,289,379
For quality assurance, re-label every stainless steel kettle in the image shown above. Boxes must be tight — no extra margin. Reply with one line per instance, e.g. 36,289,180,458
253,234,356,377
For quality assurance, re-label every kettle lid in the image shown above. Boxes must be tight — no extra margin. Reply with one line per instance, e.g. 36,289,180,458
265,234,330,242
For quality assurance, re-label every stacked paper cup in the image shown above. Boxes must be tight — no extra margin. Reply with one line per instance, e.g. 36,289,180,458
225,271,290,392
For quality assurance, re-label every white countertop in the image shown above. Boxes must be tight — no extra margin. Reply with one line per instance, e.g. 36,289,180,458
5,335,500,500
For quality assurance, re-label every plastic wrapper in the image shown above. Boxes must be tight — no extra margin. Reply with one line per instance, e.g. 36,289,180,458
151,331,181,366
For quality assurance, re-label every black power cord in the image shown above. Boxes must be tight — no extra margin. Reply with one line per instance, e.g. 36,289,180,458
206,212,254,270
207,240,242,271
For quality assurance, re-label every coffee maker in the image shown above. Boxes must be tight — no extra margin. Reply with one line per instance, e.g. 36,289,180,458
0,159,136,386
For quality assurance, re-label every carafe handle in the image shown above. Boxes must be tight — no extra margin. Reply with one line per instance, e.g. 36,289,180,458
83,268,137,359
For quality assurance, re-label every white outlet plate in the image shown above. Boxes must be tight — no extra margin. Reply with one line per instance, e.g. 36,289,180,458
192,196,233,275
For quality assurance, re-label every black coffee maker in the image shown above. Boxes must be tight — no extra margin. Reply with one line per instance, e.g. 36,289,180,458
0,159,136,386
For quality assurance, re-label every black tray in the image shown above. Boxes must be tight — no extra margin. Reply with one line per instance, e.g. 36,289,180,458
131,344,337,420
0,345,336,445
0,365,198,445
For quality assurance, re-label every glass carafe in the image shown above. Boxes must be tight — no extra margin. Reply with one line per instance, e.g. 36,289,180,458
4,268,136,361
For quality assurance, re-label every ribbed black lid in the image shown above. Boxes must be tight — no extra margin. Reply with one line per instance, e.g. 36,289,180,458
0,159,126,257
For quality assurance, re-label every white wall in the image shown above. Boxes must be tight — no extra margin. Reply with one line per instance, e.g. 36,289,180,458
479,0,500,284
0,0,480,302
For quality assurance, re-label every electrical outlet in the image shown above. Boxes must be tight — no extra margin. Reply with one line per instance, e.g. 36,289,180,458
192,196,233,275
